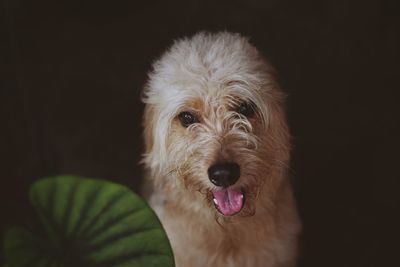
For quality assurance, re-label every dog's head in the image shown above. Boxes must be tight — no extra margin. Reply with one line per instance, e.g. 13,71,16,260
142,32,290,218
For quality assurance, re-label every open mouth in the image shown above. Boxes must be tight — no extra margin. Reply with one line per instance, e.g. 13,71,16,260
212,187,245,216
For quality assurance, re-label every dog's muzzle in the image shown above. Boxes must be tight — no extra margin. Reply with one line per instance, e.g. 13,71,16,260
208,162,244,216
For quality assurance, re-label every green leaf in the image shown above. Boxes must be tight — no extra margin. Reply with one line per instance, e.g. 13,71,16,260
3,176,174,267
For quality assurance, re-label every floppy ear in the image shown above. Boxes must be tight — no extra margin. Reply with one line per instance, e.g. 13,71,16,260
143,104,155,156
265,91,291,173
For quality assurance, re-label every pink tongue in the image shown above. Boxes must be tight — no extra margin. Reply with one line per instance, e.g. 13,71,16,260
212,188,244,216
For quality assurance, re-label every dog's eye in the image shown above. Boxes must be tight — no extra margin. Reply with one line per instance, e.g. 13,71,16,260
237,102,255,117
178,111,198,127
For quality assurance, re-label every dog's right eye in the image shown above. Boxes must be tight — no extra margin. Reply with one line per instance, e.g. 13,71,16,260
178,111,198,127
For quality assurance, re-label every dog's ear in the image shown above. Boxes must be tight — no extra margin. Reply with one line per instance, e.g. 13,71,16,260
267,92,291,167
143,104,154,156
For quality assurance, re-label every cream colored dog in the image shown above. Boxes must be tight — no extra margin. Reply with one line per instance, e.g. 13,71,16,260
142,32,300,267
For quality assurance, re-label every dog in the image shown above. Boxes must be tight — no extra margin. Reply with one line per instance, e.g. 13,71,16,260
141,32,300,267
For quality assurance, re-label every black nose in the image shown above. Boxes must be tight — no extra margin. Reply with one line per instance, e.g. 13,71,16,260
208,162,240,187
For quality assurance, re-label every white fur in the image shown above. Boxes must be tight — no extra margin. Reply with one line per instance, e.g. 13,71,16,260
142,32,300,267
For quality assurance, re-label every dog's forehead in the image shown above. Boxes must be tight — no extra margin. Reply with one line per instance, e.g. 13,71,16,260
166,78,252,110
145,32,278,123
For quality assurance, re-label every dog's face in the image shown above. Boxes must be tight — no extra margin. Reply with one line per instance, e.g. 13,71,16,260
143,32,290,218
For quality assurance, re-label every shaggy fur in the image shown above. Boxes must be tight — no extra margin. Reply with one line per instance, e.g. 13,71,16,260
142,32,300,267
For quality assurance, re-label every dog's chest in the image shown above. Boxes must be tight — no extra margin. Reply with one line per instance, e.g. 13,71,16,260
158,207,279,267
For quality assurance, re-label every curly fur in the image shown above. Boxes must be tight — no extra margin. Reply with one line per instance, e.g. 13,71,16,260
142,32,300,267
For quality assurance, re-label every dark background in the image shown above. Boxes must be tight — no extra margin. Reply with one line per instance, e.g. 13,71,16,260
1,0,399,266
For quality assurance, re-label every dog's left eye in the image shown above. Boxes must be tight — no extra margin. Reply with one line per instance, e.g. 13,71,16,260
237,101,255,117
178,111,198,127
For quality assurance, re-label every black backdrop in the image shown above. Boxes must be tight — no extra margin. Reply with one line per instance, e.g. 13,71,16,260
1,0,399,266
